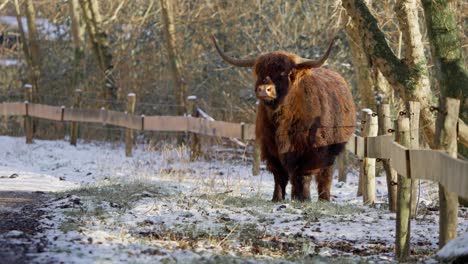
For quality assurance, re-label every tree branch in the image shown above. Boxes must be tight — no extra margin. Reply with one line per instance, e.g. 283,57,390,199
341,0,415,98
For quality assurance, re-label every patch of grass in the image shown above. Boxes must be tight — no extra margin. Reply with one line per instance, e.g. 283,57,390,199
236,223,267,244
291,201,364,221
222,195,272,208
58,219,81,233
57,181,167,210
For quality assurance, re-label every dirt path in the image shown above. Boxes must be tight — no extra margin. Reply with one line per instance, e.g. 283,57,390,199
0,191,50,264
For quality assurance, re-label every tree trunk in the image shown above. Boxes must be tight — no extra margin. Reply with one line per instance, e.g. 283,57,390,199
160,0,188,115
395,117,412,261
343,14,376,110
422,0,465,248
69,0,85,91
434,98,460,248
421,0,468,157
378,103,398,211
24,0,40,103
421,0,467,122
341,0,438,149
79,0,117,108
14,0,40,102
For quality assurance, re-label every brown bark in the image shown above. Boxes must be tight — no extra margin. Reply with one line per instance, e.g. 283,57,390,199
395,117,412,261
79,0,118,108
25,0,40,99
69,0,85,90
343,15,376,110
378,103,397,212
14,0,40,103
434,98,460,248
160,0,188,115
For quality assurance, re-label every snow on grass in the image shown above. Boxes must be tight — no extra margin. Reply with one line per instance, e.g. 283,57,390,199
0,135,467,263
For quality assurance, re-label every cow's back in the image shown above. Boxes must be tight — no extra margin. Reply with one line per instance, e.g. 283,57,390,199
275,68,356,155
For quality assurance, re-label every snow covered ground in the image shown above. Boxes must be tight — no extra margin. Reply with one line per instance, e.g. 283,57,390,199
0,135,466,263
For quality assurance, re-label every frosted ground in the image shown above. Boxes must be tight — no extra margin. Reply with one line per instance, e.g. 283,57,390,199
0,135,466,263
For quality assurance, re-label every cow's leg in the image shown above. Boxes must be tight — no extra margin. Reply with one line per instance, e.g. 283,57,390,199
272,171,288,202
268,159,288,202
317,166,333,201
290,174,313,201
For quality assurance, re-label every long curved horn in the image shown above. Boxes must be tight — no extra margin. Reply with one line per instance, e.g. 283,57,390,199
212,35,255,67
296,36,337,69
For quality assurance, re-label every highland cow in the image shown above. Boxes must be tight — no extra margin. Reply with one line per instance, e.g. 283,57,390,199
213,36,356,201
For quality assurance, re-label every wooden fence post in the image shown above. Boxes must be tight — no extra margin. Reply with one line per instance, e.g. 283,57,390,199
408,101,420,218
357,110,365,197
24,84,33,144
435,97,460,248
359,109,378,204
187,95,200,161
395,117,411,261
378,103,397,211
70,89,82,146
125,93,136,157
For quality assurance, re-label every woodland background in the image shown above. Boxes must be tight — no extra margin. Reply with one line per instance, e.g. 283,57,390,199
0,0,466,149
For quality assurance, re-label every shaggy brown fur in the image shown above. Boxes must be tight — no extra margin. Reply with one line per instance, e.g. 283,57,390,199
213,38,356,201
256,66,356,201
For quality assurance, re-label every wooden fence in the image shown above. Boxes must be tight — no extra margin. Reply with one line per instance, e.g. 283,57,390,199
0,100,466,198
0,101,256,139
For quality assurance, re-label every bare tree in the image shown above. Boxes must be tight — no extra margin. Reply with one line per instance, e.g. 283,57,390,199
14,0,40,102
79,0,117,108
160,0,187,115
69,0,85,90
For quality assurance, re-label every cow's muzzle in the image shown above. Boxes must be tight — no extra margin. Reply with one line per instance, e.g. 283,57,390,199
256,84,277,101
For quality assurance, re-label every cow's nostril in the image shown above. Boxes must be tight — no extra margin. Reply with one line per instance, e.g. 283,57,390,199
266,87,271,92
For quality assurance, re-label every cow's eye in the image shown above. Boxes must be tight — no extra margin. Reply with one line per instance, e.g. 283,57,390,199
280,71,287,76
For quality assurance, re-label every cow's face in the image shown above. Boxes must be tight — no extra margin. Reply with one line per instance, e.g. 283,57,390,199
212,35,336,107
254,53,295,105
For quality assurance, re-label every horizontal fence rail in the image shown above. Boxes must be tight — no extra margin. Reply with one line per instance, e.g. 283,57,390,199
0,102,256,140
1,101,467,198
345,134,468,198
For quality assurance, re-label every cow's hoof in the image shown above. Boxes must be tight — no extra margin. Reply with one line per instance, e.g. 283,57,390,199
291,195,311,202
272,196,283,202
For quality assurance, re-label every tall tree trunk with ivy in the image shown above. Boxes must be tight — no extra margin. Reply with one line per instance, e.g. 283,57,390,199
421,0,467,122
160,0,187,115
341,0,441,148
421,0,467,247
79,0,117,108
421,0,467,156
